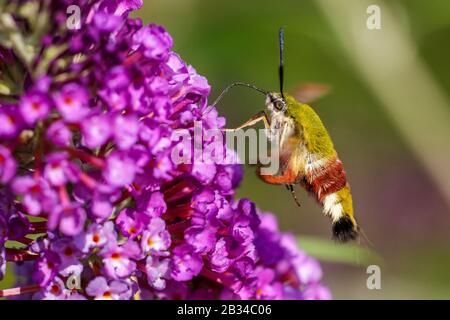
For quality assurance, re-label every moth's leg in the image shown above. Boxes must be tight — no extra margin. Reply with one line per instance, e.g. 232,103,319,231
260,112,270,129
222,111,270,131
285,184,301,207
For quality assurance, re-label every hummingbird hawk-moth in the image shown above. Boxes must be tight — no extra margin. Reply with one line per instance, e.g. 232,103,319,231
207,28,359,242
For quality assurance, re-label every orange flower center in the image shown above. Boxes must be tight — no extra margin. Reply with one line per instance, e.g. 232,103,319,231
7,115,15,124
92,234,100,243
64,96,74,105
30,185,41,194
102,291,112,299
50,284,61,295
31,102,41,110
51,162,60,169
111,252,121,260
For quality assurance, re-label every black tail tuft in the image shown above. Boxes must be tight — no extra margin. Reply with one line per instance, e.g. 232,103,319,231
332,215,358,243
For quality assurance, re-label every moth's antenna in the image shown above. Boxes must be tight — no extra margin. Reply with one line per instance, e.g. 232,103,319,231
278,27,285,100
202,82,268,115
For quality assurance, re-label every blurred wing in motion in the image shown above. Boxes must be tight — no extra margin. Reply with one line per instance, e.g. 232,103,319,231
291,83,330,103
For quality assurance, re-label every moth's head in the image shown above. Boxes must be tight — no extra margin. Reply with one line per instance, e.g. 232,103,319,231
266,92,287,113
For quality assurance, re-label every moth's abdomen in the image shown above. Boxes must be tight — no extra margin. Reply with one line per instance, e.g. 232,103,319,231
324,186,358,242
303,157,358,242
307,158,346,201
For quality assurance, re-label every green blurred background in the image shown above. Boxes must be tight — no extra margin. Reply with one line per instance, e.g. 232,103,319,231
135,0,450,299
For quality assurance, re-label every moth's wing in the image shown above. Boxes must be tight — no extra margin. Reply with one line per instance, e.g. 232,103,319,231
277,122,303,177
290,82,330,104
257,134,304,186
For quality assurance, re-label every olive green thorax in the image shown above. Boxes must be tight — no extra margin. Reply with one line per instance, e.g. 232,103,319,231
282,94,336,158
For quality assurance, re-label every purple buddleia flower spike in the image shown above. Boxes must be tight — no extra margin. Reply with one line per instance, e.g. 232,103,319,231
0,0,330,300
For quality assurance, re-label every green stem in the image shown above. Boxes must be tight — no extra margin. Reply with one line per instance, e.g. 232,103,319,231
0,12,33,70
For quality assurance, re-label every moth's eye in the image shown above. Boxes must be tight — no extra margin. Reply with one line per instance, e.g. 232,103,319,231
273,99,285,111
